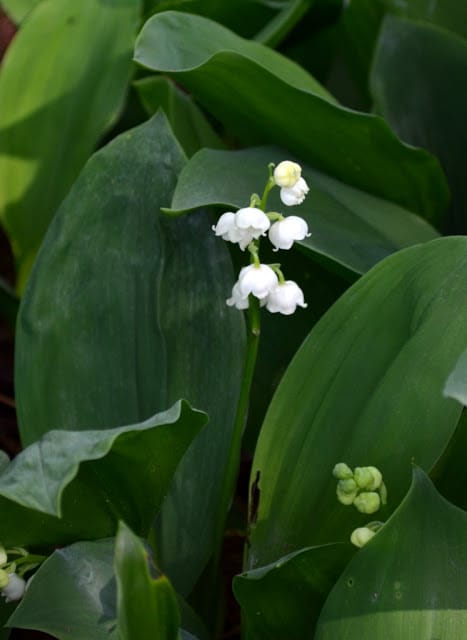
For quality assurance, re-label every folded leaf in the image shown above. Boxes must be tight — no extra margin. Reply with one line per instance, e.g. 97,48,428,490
0,400,206,547
134,10,449,222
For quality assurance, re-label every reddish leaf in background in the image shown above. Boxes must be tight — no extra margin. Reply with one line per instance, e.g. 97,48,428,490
0,10,16,61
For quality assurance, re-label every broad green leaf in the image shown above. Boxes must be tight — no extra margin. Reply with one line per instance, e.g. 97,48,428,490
371,16,467,232
115,522,180,640
9,538,203,639
0,400,205,547
254,0,314,48
234,543,352,640
246,237,467,569
134,76,223,156
382,0,467,41
15,112,246,594
0,0,41,23
134,11,449,223
167,146,438,276
9,539,117,639
0,0,141,287
0,277,18,329
315,469,467,638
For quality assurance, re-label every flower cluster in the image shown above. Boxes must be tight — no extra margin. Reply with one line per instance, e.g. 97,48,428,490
212,161,311,315
0,543,43,603
333,463,387,548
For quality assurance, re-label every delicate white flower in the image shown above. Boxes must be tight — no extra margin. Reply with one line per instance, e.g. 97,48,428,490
280,177,309,206
273,161,302,188
266,280,307,315
1,573,26,603
226,282,249,310
212,211,242,244
237,264,278,300
268,216,310,250
213,208,270,250
234,207,270,250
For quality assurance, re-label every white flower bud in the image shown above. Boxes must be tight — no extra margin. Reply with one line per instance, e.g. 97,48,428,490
266,280,307,315
237,264,278,300
280,177,309,206
226,282,249,310
1,573,26,602
268,216,310,250
351,527,376,548
336,484,358,505
353,491,381,514
333,463,353,480
273,161,302,188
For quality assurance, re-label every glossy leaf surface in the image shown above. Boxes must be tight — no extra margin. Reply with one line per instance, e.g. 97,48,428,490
15,112,245,594
0,400,205,547
315,470,467,638
382,0,467,40
247,237,467,569
234,543,353,639
0,0,141,285
0,0,41,23
371,16,467,232
444,348,467,407
115,522,180,640
168,146,438,276
134,11,449,222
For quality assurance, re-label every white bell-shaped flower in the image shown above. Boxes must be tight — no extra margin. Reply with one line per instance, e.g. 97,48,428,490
268,216,310,250
280,177,309,206
212,212,242,244
273,161,302,188
266,280,307,315
237,264,278,300
226,282,249,310
1,573,26,603
235,207,271,250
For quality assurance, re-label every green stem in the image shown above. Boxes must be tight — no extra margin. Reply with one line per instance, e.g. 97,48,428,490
213,297,261,566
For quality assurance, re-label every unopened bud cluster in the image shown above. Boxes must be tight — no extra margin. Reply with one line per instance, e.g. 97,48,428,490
212,161,311,315
333,463,387,514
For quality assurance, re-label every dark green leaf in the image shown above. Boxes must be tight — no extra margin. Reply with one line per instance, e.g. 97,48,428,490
15,112,246,594
382,0,467,41
134,76,223,156
315,469,467,638
0,0,142,287
247,237,467,569
0,400,205,547
234,543,352,639
444,348,467,407
134,11,449,223
168,146,438,276
115,522,180,640
371,16,467,232
9,539,117,639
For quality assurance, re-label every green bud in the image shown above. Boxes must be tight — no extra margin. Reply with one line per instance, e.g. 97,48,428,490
350,527,376,548
379,481,388,506
337,484,358,506
338,478,358,494
354,466,383,491
0,570,9,589
353,491,381,514
332,463,353,480
0,545,7,567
